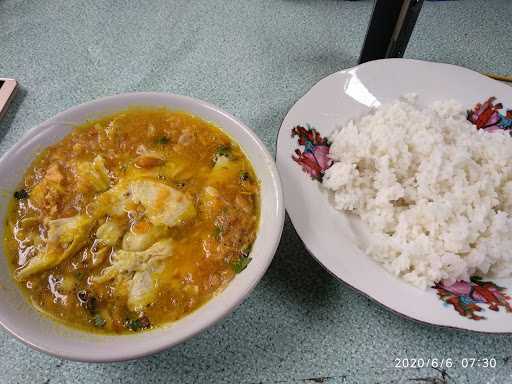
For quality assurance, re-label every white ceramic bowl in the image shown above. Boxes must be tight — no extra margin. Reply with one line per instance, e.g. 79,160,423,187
0,92,284,362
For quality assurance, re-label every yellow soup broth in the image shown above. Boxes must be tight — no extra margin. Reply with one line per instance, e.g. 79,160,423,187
4,108,259,333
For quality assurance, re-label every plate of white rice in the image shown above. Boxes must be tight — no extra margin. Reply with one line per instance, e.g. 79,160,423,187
276,59,512,332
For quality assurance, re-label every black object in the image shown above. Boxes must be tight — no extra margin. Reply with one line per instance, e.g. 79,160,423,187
358,0,424,64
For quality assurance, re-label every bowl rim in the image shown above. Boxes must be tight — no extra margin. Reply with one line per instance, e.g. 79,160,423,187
0,92,285,362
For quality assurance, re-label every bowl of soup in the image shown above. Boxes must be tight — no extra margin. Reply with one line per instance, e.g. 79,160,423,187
0,92,284,361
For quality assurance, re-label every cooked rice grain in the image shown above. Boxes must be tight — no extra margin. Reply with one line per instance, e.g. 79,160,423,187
323,96,512,288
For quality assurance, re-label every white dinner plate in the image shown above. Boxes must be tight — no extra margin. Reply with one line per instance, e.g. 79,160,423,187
276,59,512,333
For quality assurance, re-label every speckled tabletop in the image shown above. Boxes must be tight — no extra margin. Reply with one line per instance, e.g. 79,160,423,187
1,1,512,383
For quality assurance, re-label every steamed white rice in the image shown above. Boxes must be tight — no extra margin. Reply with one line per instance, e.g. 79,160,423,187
323,95,512,289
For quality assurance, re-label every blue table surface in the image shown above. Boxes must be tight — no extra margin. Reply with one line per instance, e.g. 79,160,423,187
1,1,512,383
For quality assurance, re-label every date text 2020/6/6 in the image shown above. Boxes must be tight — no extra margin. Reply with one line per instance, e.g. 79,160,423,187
394,358,497,369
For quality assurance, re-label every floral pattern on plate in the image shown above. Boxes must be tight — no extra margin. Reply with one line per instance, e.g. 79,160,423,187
467,97,512,132
433,277,512,321
291,125,332,181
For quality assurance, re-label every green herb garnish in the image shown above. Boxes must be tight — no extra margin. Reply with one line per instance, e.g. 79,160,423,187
13,189,29,200
126,319,142,331
125,316,151,332
239,171,250,181
215,145,231,158
213,224,223,240
241,243,253,257
232,256,252,273
156,136,170,145
93,314,106,328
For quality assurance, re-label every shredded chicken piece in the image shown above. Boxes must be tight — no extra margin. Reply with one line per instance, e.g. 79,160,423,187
16,215,93,281
92,239,173,311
